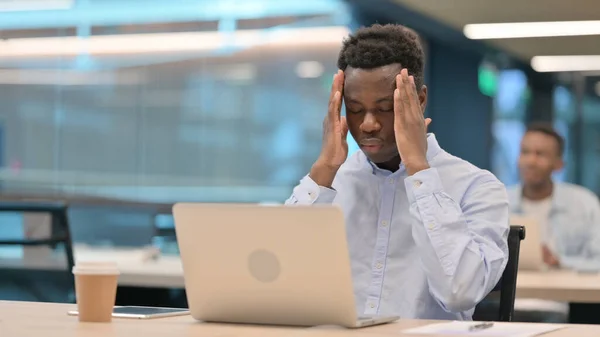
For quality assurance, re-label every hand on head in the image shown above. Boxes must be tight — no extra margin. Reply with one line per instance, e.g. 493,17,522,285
393,68,431,175
309,70,348,188
317,70,349,170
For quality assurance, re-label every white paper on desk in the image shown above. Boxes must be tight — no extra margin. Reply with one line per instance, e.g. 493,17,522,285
402,321,566,337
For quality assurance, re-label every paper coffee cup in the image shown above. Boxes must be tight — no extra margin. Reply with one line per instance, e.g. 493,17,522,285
73,261,120,323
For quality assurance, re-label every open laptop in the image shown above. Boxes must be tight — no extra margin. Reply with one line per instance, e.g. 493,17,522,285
511,215,544,271
172,203,399,328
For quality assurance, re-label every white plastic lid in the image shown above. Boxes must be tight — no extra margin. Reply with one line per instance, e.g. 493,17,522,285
72,261,120,275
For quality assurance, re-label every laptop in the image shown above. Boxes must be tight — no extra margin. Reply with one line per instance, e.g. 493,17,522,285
511,215,544,271
172,203,399,328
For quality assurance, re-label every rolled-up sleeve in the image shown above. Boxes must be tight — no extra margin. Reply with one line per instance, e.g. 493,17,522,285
285,175,337,205
404,168,509,313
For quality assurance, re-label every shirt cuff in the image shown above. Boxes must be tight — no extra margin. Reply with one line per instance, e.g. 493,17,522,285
290,175,337,204
404,167,445,204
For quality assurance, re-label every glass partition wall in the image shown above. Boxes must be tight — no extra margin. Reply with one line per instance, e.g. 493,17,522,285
0,0,352,203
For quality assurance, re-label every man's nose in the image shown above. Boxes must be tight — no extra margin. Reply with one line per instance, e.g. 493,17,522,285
359,112,381,133
521,153,538,164
521,156,539,169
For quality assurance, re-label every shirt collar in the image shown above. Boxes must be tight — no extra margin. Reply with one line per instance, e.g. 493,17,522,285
363,133,442,174
511,182,566,213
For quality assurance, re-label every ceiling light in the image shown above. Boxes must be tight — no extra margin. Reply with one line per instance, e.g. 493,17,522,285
0,26,349,58
0,0,73,12
214,63,257,82
0,69,144,85
464,20,600,39
531,56,600,72
295,61,324,79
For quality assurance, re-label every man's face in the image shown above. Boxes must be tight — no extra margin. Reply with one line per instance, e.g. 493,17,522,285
518,131,563,187
343,64,427,165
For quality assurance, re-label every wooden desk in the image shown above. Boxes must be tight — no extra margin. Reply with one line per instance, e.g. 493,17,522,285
517,270,600,303
2,301,600,337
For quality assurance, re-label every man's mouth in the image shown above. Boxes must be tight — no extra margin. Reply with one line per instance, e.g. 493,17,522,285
360,139,384,153
521,169,543,179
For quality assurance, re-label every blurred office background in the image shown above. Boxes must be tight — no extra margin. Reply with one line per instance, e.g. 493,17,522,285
0,0,598,203
0,0,599,301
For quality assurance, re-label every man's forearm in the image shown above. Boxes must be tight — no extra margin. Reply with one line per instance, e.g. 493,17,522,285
309,161,339,189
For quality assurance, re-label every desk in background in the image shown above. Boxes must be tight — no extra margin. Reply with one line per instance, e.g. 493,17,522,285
516,270,600,324
517,270,600,303
0,195,174,306
5,248,600,299
0,193,174,247
0,246,184,288
0,245,185,307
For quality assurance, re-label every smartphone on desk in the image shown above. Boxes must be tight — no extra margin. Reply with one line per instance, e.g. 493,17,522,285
68,306,190,319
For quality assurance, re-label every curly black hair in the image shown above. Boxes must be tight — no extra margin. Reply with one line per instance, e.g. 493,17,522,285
526,122,565,156
337,24,425,87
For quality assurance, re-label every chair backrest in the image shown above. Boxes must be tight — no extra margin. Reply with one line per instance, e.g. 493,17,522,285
473,225,526,322
497,225,526,321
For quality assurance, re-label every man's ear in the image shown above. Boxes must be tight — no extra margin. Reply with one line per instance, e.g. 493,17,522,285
419,85,428,113
554,157,565,172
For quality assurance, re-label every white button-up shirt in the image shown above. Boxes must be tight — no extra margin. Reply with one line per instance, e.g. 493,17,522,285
286,134,509,320
508,182,600,270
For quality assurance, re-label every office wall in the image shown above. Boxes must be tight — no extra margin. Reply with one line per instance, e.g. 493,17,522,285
581,96,600,193
425,40,493,170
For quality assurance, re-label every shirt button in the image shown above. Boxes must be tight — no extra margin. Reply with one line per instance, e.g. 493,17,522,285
414,180,422,187
381,220,388,227
428,223,434,230
388,178,395,185
308,192,314,201
369,303,376,308
376,262,383,269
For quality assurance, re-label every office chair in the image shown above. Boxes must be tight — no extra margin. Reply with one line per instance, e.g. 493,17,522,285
473,225,526,322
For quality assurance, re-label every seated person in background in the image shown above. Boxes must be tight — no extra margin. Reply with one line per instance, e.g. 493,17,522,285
507,122,600,323
285,24,509,320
